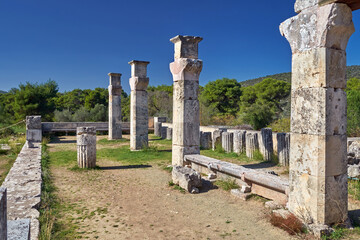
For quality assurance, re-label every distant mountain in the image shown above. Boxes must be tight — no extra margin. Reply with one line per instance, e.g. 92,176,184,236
240,65,360,87
0,90,6,94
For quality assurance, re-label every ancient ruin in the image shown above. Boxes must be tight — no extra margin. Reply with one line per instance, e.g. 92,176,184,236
129,60,150,150
170,35,203,166
280,0,355,226
26,116,42,143
77,127,97,168
108,73,122,140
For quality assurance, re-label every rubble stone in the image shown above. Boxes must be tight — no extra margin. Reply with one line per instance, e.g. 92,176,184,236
172,166,202,193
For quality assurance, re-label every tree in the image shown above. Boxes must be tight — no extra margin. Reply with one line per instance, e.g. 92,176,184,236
200,78,242,116
347,77,360,91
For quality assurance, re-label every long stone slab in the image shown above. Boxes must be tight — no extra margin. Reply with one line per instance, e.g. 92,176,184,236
1,143,42,240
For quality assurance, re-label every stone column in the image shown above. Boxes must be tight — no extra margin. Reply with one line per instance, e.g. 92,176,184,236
166,128,173,140
0,187,6,240
277,133,290,166
246,132,259,159
259,128,273,161
280,2,354,225
77,127,96,168
129,60,150,151
154,122,162,137
161,126,168,139
212,130,224,151
26,115,42,143
170,35,203,166
233,130,246,154
108,73,122,140
200,132,212,150
222,132,233,153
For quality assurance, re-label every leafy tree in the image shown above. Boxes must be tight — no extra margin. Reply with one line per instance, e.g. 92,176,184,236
148,85,173,120
201,78,242,116
347,89,360,136
347,77,360,91
240,101,275,130
84,88,108,110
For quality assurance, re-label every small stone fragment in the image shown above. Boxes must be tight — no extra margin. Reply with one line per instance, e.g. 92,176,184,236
240,185,251,193
265,201,282,210
172,166,202,192
230,189,251,201
307,224,333,238
348,165,360,178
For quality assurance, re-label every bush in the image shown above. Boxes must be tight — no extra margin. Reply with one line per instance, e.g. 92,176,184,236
268,118,290,133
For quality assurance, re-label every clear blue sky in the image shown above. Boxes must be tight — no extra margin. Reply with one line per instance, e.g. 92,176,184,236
1,0,359,93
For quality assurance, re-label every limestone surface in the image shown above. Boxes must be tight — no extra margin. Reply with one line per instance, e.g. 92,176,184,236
0,187,6,240
200,132,211,150
108,73,122,140
7,219,31,240
233,130,246,154
259,128,273,161
172,166,202,193
77,127,96,168
221,132,233,153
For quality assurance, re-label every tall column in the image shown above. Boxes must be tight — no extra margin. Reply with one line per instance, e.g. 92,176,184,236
108,73,122,140
280,2,354,225
0,187,6,240
170,35,203,166
129,60,150,150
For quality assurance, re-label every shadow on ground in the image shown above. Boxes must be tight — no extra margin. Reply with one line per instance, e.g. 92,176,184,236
199,179,218,193
99,164,152,170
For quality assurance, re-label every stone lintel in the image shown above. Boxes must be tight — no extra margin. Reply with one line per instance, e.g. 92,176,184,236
170,35,203,59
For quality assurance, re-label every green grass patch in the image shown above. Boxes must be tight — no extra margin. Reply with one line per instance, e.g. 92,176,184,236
0,153,17,185
214,179,239,191
168,180,186,193
48,150,77,167
39,142,81,240
97,138,128,145
97,145,171,165
201,149,262,164
162,165,173,173
349,179,360,201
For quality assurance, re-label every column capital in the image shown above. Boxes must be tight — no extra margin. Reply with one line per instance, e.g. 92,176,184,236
280,3,354,53
128,60,150,78
170,35,203,59
170,58,203,82
108,73,122,86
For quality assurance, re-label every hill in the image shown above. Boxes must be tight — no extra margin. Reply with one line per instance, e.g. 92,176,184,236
0,90,6,94
240,65,360,87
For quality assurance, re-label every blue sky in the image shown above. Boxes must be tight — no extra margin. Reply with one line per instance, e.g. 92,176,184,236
0,0,359,93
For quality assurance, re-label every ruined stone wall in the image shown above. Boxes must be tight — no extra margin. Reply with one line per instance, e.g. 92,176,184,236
1,143,42,240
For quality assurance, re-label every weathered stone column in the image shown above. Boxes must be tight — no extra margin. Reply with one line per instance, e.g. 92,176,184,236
222,132,233,153
161,126,168,139
170,35,203,166
246,132,259,159
277,133,290,166
154,122,162,137
26,115,42,143
233,130,247,154
212,130,224,151
77,127,96,168
200,132,212,150
129,60,150,150
280,2,354,225
108,73,122,140
0,187,6,240
166,128,173,140
259,128,273,161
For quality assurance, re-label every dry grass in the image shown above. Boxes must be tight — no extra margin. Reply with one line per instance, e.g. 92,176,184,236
269,212,304,236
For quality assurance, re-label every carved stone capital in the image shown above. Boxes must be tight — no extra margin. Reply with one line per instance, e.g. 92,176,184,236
108,73,121,86
108,85,122,96
280,3,354,53
128,60,150,78
170,58,203,82
170,35,203,59
129,77,149,91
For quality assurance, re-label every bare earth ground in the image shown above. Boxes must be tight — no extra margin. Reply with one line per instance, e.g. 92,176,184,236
47,135,300,240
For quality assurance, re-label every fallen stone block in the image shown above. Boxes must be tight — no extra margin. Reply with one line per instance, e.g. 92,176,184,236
7,219,31,240
307,224,333,238
265,201,283,210
172,166,202,193
230,189,251,201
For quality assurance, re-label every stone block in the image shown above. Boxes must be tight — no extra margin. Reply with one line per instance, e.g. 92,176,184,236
129,60,149,78
108,85,122,96
129,77,149,91
291,88,346,135
277,133,290,166
0,187,6,240
294,0,319,13
170,58,203,81
200,132,211,150
7,219,30,240
212,130,224,150
26,116,41,130
246,132,259,159
26,129,42,143
230,189,251,201
290,133,347,177
233,130,246,154
221,132,233,153
166,128,173,140
348,165,360,178
160,126,168,139
172,145,199,166
280,4,354,53
172,166,202,192
108,73,121,86
259,128,273,161
154,117,167,123
130,90,148,150
173,80,199,101
289,171,348,224
154,122,162,137
251,183,287,206
292,48,346,89
77,127,96,168
170,35,203,59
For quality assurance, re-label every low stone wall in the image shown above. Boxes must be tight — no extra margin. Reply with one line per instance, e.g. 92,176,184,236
1,143,42,240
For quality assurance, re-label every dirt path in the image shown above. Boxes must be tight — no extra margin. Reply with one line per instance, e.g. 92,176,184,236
48,135,297,240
